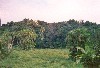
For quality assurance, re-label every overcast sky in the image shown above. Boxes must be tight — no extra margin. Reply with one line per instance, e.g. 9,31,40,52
0,0,100,24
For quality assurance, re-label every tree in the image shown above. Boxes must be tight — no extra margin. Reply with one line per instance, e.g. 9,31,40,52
67,28,90,48
67,27,100,68
67,28,90,61
13,29,37,50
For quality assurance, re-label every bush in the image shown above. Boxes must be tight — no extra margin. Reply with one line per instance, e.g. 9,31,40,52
0,32,12,60
0,39,12,59
80,46,100,68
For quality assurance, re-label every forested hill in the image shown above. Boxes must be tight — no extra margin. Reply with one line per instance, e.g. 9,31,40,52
0,19,100,48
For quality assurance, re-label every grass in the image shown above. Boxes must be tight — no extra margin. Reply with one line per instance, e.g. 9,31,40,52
0,49,83,68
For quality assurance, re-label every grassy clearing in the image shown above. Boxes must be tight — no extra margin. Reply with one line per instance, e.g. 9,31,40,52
0,49,83,68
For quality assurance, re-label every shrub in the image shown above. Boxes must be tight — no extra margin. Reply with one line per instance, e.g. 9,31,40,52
0,32,12,59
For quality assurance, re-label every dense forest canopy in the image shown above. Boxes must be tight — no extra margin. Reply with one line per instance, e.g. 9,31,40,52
0,19,99,48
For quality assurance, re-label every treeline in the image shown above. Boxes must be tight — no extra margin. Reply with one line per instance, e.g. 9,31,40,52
0,19,99,49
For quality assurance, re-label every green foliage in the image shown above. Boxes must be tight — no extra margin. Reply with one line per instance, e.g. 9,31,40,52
0,49,83,68
80,28,100,68
67,28,89,60
67,27,100,68
0,18,99,67
14,29,37,50
67,28,90,48
80,46,100,68
0,31,12,59
1,19,99,49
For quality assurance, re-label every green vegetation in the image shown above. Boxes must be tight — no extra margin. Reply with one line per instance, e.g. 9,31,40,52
67,27,100,68
0,19,100,68
0,31,12,59
13,29,37,50
0,49,83,68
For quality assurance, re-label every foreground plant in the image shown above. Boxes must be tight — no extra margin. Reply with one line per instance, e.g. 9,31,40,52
0,32,12,59
67,28,100,68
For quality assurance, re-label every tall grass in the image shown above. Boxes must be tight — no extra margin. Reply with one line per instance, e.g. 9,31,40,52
0,49,83,68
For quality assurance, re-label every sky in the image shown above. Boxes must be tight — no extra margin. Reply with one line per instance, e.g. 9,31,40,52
0,0,100,24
